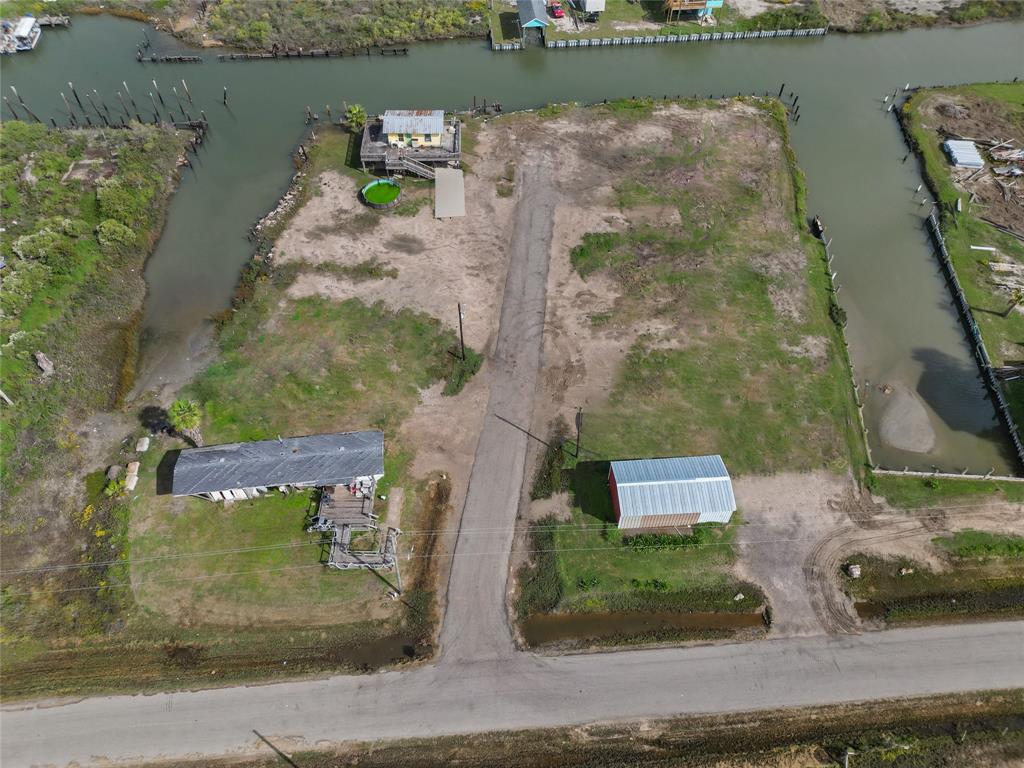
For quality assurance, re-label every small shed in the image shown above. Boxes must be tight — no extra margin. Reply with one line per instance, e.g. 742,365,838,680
434,168,466,218
171,430,384,502
518,0,550,28
943,139,984,169
608,455,736,530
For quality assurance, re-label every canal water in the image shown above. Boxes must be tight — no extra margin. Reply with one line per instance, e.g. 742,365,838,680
4,16,1023,473
522,609,764,647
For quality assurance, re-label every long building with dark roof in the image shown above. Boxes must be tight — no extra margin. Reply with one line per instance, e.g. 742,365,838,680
171,430,384,502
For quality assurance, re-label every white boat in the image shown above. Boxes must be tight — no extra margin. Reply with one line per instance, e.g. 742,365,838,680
1,16,42,54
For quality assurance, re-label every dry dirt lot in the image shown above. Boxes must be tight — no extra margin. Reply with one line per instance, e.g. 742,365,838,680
914,90,1024,236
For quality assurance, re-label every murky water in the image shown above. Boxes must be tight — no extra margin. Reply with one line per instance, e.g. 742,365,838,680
522,609,764,646
4,16,1023,473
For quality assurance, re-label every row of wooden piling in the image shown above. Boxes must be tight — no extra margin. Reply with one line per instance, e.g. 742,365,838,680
218,46,408,61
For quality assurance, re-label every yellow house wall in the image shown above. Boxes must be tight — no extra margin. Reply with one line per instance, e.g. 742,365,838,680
386,131,442,148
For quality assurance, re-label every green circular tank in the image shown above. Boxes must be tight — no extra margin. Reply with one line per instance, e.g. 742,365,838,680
360,178,402,209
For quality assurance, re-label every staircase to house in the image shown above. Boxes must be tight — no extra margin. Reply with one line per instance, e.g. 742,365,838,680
391,155,436,179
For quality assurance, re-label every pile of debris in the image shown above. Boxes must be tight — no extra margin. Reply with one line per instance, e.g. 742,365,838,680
945,134,1024,220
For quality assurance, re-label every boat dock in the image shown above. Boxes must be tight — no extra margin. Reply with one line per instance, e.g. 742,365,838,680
138,52,203,63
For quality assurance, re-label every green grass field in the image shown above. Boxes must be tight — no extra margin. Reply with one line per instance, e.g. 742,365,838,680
870,473,1024,508
573,100,862,476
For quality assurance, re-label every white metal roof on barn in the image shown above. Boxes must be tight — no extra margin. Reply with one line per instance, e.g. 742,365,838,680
611,455,736,523
943,140,984,169
382,110,444,136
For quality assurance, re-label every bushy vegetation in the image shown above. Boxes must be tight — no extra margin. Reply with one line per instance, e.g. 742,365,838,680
624,525,718,552
844,553,1024,625
530,417,571,499
0,122,181,504
443,347,484,396
516,521,563,619
199,0,489,51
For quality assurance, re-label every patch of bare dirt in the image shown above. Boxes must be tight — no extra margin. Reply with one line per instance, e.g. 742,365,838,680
278,138,513,354
820,0,966,29
916,91,1024,238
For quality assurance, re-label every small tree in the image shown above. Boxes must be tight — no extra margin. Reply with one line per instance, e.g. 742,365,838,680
1002,288,1024,319
345,103,367,133
168,398,204,447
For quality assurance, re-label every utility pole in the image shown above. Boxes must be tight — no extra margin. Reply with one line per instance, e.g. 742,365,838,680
457,303,466,361
574,406,583,458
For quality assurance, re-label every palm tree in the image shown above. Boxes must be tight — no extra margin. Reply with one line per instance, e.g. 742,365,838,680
1002,288,1024,319
344,103,367,134
168,398,203,447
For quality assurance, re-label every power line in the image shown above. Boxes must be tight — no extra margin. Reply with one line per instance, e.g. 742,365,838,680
5,525,1021,599
1,498,1019,577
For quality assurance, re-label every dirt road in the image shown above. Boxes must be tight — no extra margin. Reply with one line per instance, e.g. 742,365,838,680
438,154,558,664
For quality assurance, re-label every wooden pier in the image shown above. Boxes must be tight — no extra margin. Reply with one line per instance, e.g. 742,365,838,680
138,52,203,63
37,16,71,27
218,46,407,61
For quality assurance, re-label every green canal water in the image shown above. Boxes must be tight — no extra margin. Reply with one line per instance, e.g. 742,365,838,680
4,16,1023,474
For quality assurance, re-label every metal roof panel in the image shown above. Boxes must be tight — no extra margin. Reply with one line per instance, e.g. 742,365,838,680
171,431,384,495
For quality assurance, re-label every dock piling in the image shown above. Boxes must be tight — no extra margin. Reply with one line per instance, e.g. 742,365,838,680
152,79,165,106
123,81,137,109
223,86,228,105
778,83,785,98
68,82,83,109
93,89,110,115
182,79,193,103
3,97,20,120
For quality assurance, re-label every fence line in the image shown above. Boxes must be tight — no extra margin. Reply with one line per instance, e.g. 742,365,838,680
873,467,1024,484
924,210,1024,472
491,27,827,51
819,235,875,470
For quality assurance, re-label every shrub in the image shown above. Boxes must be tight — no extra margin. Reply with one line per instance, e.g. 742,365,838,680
531,417,571,500
443,347,483,396
12,228,65,260
625,525,718,553
828,297,847,328
516,521,563,617
95,219,137,251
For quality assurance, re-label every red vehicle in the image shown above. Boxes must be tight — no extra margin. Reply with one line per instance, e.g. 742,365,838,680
550,1,565,18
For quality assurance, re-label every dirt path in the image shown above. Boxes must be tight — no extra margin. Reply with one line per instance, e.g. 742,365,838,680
733,471,850,637
438,154,557,665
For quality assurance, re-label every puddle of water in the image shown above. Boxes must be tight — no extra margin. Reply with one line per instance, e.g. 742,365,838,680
522,610,764,647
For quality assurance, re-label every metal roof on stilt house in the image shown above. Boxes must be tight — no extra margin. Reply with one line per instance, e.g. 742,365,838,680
171,430,384,498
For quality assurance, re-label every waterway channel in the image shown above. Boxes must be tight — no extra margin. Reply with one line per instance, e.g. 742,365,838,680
4,16,1023,474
